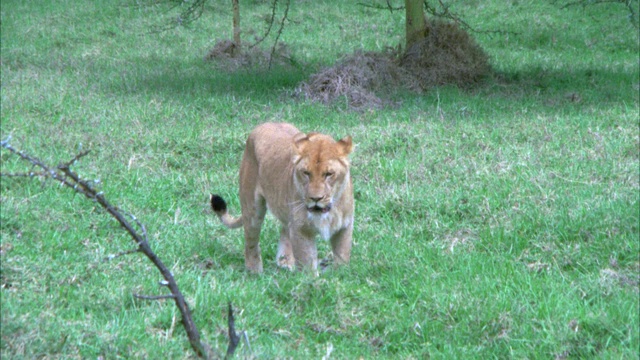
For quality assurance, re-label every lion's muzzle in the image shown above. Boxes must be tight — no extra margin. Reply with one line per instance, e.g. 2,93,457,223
308,203,332,214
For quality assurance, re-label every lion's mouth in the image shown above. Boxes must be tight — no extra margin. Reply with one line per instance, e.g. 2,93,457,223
308,205,331,214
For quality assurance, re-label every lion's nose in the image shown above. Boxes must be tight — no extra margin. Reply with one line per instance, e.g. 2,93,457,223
310,196,323,202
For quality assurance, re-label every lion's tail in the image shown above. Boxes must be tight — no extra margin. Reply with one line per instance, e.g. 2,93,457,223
210,194,243,229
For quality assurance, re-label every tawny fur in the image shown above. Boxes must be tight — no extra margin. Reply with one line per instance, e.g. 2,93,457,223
211,123,354,273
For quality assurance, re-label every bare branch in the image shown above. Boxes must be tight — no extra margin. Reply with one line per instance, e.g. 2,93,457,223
268,0,291,69
132,0,207,34
249,0,279,49
1,141,79,189
357,1,403,12
558,0,638,28
60,150,91,169
1,138,211,359
561,0,630,8
425,0,519,37
123,210,149,244
358,1,519,37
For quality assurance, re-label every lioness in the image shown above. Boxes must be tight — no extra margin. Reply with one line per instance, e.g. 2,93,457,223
210,122,354,273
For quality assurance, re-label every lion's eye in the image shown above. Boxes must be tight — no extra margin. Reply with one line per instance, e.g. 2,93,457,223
324,172,334,178
302,170,311,177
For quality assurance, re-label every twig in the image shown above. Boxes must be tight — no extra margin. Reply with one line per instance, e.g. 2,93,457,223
104,248,141,262
425,0,518,36
60,150,92,168
357,1,403,12
249,0,279,49
137,0,207,34
2,138,246,359
268,0,291,69
1,139,211,359
558,0,638,28
357,0,519,37
123,210,149,244
561,0,631,8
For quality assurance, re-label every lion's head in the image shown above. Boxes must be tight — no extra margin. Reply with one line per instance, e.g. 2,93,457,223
292,133,353,216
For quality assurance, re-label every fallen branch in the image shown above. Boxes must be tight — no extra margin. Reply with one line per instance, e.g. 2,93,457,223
1,138,241,359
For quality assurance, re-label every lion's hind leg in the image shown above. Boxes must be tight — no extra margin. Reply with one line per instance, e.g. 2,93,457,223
241,195,267,273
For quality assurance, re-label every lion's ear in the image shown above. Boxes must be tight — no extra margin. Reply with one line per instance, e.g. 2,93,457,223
293,134,309,153
292,134,309,163
337,136,353,156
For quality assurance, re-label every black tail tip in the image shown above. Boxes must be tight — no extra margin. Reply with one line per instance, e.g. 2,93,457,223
210,194,227,213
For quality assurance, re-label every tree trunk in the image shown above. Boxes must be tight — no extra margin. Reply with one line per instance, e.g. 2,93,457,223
233,0,241,50
405,0,426,48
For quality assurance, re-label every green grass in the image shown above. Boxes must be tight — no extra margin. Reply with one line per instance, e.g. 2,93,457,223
1,0,638,358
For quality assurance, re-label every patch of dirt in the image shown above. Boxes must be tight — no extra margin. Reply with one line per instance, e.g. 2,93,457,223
299,20,491,110
204,39,294,71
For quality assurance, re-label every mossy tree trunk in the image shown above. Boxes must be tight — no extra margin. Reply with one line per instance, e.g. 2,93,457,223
233,0,241,49
405,0,426,48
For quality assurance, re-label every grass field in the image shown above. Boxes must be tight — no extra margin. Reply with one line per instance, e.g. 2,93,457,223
1,0,638,358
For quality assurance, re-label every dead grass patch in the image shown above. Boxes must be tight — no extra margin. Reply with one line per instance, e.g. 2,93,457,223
442,229,477,253
296,50,411,110
400,20,490,88
599,268,639,292
205,21,490,110
204,39,294,71
299,20,491,110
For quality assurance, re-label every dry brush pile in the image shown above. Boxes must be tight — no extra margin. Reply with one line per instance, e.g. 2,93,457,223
298,20,491,110
206,20,491,110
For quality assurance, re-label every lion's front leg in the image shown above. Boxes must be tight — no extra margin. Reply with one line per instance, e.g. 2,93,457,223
291,228,319,272
276,226,295,271
330,225,352,265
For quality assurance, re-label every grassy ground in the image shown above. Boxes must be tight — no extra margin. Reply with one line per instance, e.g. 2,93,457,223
1,0,638,358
